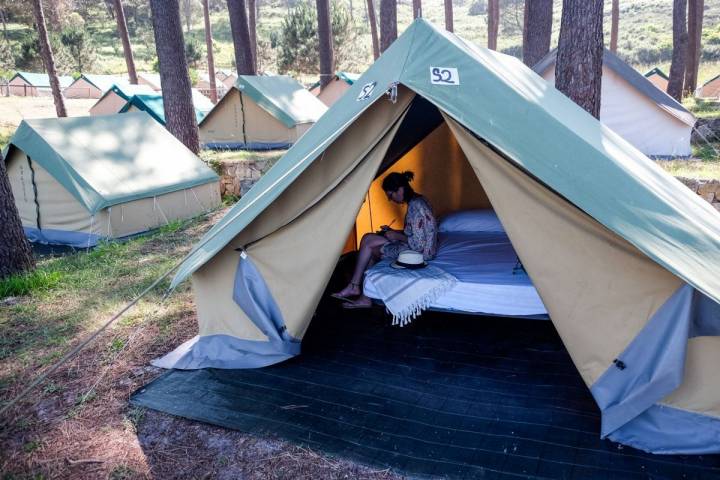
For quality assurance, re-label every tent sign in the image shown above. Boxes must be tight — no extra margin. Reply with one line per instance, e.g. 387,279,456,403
356,81,377,101
430,67,460,85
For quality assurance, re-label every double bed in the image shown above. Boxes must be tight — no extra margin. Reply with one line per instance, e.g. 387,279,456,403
363,210,549,318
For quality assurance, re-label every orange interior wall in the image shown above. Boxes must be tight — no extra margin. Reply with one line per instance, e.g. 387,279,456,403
347,122,490,249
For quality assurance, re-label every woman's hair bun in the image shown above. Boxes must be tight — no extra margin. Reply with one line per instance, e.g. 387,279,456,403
402,171,415,182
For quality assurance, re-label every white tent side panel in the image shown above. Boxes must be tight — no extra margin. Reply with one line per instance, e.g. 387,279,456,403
542,66,692,157
65,78,102,99
199,89,296,146
89,92,129,116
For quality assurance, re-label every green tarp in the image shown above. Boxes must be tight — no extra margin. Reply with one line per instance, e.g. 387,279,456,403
170,19,720,313
233,75,328,128
4,112,219,214
119,91,215,125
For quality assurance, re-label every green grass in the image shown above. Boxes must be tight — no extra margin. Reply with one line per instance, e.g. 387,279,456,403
685,98,720,120
0,128,12,151
0,270,63,298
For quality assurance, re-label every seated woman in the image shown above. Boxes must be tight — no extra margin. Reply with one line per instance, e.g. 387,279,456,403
333,170,438,308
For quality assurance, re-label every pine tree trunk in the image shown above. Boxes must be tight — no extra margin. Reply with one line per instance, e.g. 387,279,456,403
379,0,396,53
317,0,333,89
1,8,8,41
0,154,34,280
32,0,66,118
610,0,619,52
487,0,499,50
202,0,218,103
149,0,200,153
412,0,421,19
443,0,453,32
44,0,60,30
522,0,552,67
113,0,138,85
367,0,380,59
227,0,256,74
248,0,258,71
684,0,704,96
668,0,688,101
556,0,604,119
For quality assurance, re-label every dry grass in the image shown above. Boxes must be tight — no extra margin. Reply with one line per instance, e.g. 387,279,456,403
0,210,403,480
0,96,96,130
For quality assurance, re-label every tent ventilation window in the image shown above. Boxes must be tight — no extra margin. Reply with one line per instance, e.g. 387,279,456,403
26,156,41,230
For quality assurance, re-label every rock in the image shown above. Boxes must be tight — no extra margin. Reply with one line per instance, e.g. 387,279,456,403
702,192,716,203
713,203,720,212
1,296,18,306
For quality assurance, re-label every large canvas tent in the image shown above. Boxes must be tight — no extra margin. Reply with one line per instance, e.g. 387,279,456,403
198,75,328,150
155,20,720,454
64,74,129,99
118,90,214,125
89,84,157,116
534,49,696,158
698,73,720,98
4,113,221,247
7,71,73,97
644,67,669,92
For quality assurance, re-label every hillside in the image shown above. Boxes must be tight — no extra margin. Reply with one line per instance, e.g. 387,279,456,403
1,0,719,84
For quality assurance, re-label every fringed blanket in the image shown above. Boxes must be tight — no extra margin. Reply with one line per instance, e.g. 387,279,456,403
364,263,457,326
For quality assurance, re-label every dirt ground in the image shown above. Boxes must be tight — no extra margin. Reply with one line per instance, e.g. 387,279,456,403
0,96,97,131
0,211,403,480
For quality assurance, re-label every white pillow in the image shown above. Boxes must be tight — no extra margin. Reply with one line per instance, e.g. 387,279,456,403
438,209,504,233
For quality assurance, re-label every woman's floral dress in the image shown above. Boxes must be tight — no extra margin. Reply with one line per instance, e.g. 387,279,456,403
381,195,438,261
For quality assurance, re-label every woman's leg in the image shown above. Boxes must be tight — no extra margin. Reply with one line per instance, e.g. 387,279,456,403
334,233,388,297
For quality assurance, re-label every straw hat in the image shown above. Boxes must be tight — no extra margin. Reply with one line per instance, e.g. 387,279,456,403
391,250,427,269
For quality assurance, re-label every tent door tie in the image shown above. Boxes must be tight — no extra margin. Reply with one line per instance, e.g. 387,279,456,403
613,358,626,371
234,247,248,259
387,82,399,104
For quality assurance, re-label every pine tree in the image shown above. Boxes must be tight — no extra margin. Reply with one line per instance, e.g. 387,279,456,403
31,0,65,118
317,0,334,88
444,0,453,32
112,0,138,84
668,0,688,101
227,0,256,74
487,0,499,50
366,0,380,59
556,0,604,119
522,0,553,67
684,0,704,96
202,0,218,102
149,0,200,153
0,151,35,280
610,0,619,52
379,0,396,53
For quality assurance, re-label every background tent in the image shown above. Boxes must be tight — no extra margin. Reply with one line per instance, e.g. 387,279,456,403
155,19,720,455
64,74,129,99
7,71,73,97
137,72,162,90
199,75,328,150
644,67,669,92
698,74,720,98
3,112,220,247
309,72,361,106
89,84,157,116
119,90,214,125
534,49,696,158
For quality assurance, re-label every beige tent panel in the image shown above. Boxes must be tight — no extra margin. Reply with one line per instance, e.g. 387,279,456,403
355,122,491,240
65,78,102,99
293,122,314,140
646,75,668,92
445,116,683,386
193,89,416,340
661,336,720,418
317,79,352,107
7,150,95,233
89,91,127,116
199,89,295,146
8,77,37,96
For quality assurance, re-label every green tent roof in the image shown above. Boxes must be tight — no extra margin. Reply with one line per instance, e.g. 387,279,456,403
11,71,74,88
96,83,157,104
644,67,669,81
309,72,361,91
4,113,218,214
77,74,129,92
232,75,328,128
119,90,215,125
170,19,720,311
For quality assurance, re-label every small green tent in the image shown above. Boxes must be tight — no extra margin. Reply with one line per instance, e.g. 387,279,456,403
199,75,328,150
156,20,720,454
119,90,215,125
4,112,220,247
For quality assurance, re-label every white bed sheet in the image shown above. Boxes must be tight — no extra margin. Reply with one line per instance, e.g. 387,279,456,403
364,230,548,317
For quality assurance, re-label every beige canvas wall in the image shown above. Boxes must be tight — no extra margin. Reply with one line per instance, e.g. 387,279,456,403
199,88,295,145
89,92,128,116
700,79,720,98
192,89,416,341
646,74,669,92
317,79,352,106
65,78,102,99
6,148,220,241
9,77,37,97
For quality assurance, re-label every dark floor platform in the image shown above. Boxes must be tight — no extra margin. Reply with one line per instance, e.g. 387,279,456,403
131,303,720,479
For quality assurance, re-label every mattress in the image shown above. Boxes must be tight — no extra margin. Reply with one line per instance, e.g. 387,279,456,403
364,230,549,317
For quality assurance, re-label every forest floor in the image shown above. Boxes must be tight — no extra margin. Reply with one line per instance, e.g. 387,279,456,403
0,209,401,480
